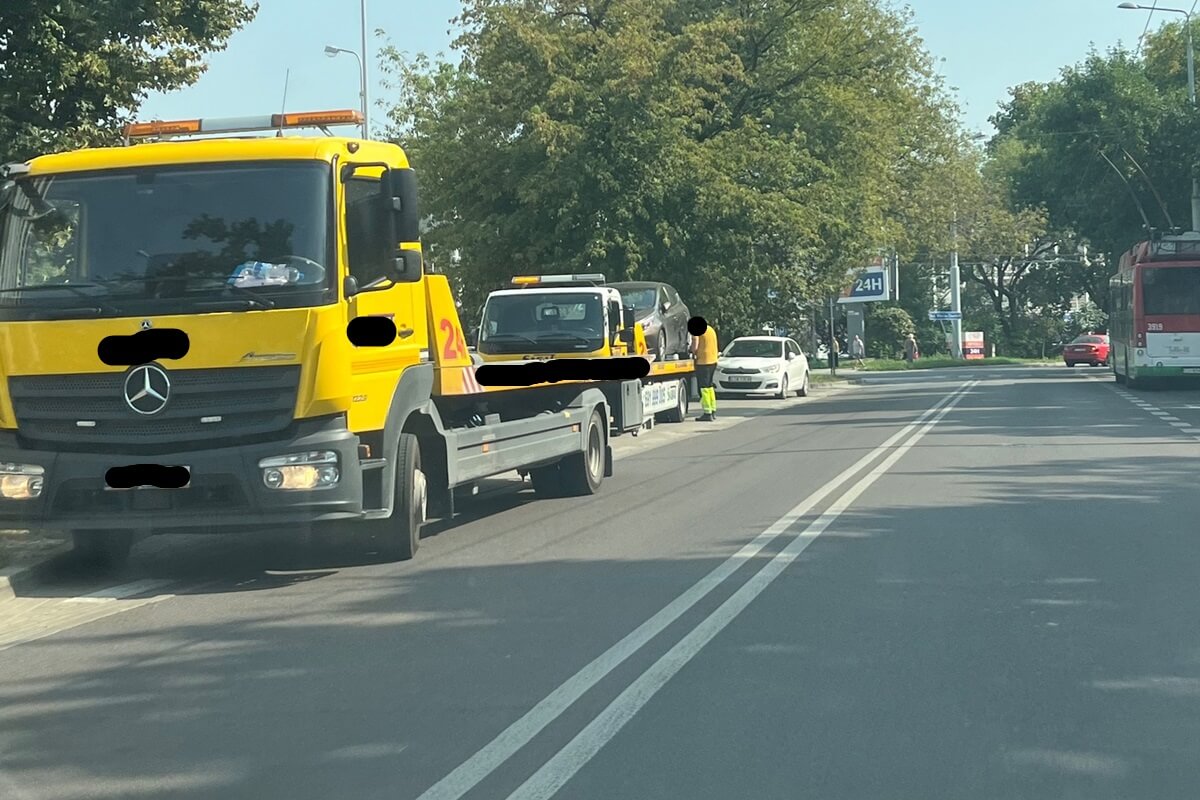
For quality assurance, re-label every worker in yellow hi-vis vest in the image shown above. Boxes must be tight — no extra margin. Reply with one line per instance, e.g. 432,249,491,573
690,316,719,422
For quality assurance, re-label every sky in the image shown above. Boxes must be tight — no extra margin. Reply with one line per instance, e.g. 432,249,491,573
139,0,1166,137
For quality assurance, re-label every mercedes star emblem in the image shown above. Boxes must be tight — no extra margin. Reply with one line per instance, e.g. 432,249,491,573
140,319,153,330
123,364,171,416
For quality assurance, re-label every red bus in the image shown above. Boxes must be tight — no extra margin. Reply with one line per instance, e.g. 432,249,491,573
1109,232,1200,387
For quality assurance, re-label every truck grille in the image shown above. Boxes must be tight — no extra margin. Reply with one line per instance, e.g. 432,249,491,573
8,365,301,453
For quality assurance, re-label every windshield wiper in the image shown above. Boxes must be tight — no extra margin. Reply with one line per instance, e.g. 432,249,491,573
208,279,276,309
483,333,540,346
148,275,277,310
533,333,596,346
0,282,120,313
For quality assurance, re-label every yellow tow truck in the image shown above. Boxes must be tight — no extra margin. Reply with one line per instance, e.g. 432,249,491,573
0,109,639,567
476,274,696,430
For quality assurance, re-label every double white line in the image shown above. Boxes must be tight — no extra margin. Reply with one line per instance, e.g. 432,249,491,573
418,382,978,800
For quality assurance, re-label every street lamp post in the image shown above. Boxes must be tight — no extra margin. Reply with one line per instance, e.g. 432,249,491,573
1119,2,1200,231
324,44,368,137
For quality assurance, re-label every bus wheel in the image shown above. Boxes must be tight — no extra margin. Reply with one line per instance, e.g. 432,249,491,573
559,409,605,496
71,529,133,572
374,433,425,562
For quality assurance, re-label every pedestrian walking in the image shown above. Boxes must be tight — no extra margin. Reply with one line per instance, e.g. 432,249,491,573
903,333,919,365
690,316,719,422
850,334,865,368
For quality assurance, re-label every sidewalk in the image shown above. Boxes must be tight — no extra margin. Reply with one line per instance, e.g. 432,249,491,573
0,528,69,576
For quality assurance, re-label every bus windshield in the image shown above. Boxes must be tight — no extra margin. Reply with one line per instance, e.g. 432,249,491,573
478,292,606,354
1141,266,1200,316
0,162,334,320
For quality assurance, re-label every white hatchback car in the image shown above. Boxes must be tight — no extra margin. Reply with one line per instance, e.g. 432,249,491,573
715,336,810,399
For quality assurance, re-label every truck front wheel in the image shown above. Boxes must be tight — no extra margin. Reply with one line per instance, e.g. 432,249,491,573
71,529,133,572
373,433,425,562
559,409,606,496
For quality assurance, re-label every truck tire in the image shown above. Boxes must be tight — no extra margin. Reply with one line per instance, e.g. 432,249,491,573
71,529,133,572
660,379,688,423
529,464,564,498
374,433,426,562
559,409,606,496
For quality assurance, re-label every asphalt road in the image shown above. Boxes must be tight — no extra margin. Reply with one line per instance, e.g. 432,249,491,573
3,366,1200,800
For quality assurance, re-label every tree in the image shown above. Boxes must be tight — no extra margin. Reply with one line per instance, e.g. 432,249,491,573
987,23,1200,311
0,1,258,163
865,306,915,359
379,0,963,334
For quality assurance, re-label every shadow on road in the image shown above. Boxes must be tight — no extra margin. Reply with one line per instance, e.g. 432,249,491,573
2,371,1200,798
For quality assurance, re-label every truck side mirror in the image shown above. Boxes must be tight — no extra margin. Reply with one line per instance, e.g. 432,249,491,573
394,249,423,282
388,167,421,243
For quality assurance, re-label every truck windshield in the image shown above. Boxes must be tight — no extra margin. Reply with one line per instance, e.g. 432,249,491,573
478,292,606,354
0,161,333,320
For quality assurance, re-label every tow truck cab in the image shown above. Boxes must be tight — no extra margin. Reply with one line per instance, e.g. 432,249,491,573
0,109,616,567
476,274,647,362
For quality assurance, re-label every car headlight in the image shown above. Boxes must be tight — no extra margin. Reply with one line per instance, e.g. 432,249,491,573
0,463,44,500
258,451,340,491
762,364,781,373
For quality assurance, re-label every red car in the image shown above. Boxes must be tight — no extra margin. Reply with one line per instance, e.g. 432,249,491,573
1063,333,1110,367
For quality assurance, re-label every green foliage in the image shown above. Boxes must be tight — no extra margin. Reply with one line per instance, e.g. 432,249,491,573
988,23,1200,310
864,305,915,358
1065,300,1108,338
857,355,1051,371
0,1,258,163
380,0,963,334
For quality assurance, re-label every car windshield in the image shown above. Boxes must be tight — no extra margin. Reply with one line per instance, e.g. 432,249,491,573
0,162,332,319
724,340,784,358
1073,336,1106,344
619,288,658,311
478,292,606,353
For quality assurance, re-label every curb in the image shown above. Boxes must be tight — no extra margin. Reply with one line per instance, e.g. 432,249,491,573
0,542,71,600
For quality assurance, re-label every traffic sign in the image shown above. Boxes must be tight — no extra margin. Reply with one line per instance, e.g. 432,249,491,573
838,266,889,305
928,310,962,321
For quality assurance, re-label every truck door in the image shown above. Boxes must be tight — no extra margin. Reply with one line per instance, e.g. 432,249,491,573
342,165,422,429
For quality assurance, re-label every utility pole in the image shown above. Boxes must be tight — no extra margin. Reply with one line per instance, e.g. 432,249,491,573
949,210,963,359
828,295,837,376
360,0,370,136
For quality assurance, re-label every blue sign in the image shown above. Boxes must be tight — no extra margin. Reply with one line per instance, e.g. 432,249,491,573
928,310,962,321
838,266,889,304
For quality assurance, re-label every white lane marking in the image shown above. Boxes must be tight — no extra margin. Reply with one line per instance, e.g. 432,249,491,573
505,384,977,800
65,579,174,602
414,383,974,800
1092,376,1200,442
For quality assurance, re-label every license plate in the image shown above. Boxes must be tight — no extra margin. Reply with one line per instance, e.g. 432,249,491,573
728,376,756,383
103,466,192,491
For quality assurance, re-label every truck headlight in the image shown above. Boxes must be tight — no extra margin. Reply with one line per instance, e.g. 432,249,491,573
0,463,44,500
258,451,339,491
